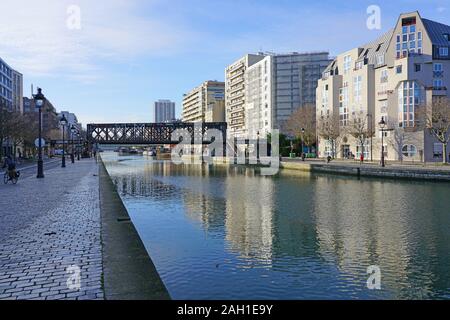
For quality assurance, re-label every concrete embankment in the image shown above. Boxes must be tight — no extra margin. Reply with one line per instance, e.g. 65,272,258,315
281,161,450,182
207,156,450,181
99,162,171,300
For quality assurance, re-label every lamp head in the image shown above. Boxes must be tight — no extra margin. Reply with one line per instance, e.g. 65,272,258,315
34,88,46,109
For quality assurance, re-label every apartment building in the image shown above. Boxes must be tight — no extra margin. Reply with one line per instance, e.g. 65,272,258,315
245,52,331,138
317,11,450,162
0,57,23,113
23,97,61,135
1,57,24,156
182,81,225,123
225,54,265,137
154,99,176,123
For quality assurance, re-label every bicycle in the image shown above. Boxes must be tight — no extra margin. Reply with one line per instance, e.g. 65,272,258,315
3,170,20,185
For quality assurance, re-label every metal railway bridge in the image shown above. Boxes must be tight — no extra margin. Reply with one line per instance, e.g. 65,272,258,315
86,122,228,145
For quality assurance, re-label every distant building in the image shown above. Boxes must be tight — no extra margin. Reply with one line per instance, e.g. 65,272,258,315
226,52,331,138
154,99,176,123
23,97,61,135
59,111,82,138
182,81,225,123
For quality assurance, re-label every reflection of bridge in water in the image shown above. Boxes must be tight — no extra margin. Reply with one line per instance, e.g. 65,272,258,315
86,122,227,145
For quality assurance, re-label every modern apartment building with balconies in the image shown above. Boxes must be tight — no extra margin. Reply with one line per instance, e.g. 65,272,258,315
225,54,265,137
227,52,331,138
182,81,225,123
317,11,450,162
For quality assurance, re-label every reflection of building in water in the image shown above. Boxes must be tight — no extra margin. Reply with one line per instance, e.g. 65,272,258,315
182,192,226,234
224,168,274,262
312,176,441,298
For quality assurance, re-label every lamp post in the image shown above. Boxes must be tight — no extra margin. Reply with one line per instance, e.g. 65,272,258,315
379,117,386,167
70,125,76,164
34,88,45,178
60,114,68,168
256,131,260,163
301,128,305,161
77,132,81,161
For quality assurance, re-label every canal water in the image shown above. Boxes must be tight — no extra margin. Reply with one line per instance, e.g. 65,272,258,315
102,153,450,300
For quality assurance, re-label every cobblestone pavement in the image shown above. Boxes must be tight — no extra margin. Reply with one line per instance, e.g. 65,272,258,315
0,160,104,300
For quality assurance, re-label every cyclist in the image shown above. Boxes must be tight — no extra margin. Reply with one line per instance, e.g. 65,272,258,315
2,155,16,181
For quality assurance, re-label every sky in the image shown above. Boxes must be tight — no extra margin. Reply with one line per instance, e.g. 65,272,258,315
0,0,449,126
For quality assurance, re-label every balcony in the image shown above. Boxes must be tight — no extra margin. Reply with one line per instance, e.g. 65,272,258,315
432,86,447,96
377,90,393,99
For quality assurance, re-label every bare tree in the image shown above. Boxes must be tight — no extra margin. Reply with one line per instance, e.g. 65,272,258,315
317,113,342,158
417,98,450,164
285,104,316,152
389,126,406,163
0,105,14,159
346,112,375,160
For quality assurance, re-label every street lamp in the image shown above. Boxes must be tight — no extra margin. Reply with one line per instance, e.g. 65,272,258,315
70,125,77,164
77,132,81,161
379,117,386,167
301,128,305,161
256,131,260,163
60,114,68,168
34,88,45,178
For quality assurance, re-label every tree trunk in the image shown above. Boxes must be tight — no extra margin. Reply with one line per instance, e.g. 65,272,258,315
443,143,448,164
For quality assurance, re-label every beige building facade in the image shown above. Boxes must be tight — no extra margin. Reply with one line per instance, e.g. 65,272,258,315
317,11,450,162
225,54,265,137
182,81,225,123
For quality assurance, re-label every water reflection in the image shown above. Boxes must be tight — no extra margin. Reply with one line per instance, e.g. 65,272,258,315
103,154,450,299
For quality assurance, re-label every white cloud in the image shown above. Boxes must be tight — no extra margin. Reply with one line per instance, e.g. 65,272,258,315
0,0,193,82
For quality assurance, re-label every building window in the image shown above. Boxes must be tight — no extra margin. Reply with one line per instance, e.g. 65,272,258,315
380,69,388,83
433,143,443,158
439,47,449,56
402,145,417,157
398,81,422,128
344,55,352,73
339,87,349,126
377,55,385,65
415,64,421,72
396,65,403,74
353,75,362,102
434,63,443,71
433,79,443,88
380,100,388,115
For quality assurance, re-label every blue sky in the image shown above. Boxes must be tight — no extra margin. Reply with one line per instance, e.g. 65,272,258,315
0,0,449,126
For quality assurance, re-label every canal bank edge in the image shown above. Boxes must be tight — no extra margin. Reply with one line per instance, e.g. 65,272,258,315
99,161,171,300
280,161,450,182
210,157,450,181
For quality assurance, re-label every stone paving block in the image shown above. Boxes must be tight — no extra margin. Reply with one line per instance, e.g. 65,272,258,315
0,161,105,300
